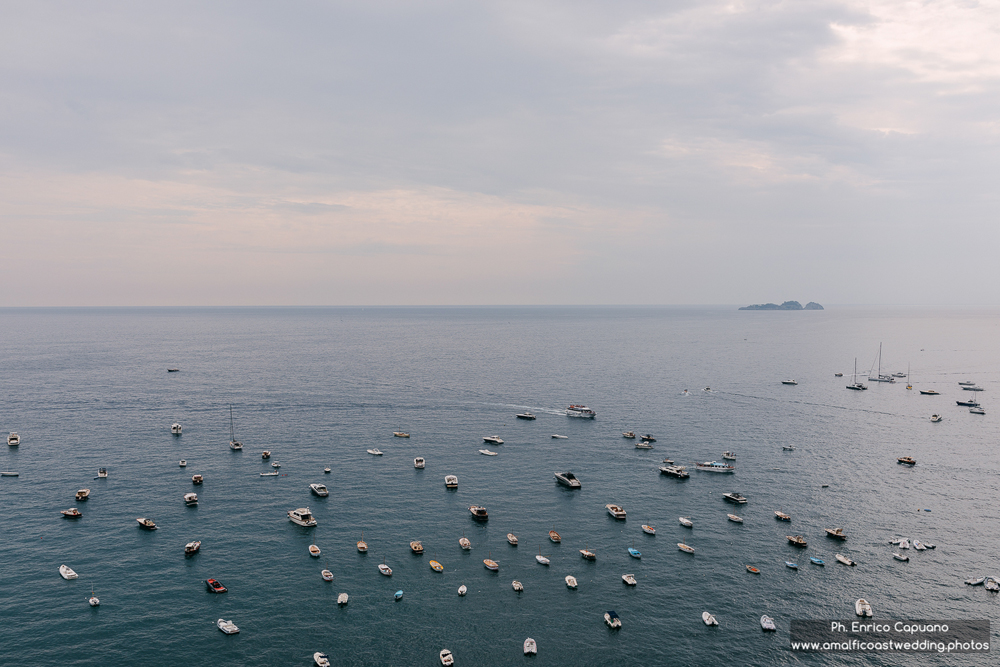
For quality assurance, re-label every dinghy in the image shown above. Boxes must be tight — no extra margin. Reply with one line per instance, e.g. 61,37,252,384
337,593,348,605
702,611,719,626
565,575,578,588
746,565,760,574
913,540,926,551
899,539,910,549
458,585,467,596
217,618,239,634
321,569,333,581
760,615,776,631
855,599,873,617
367,449,382,456
641,524,656,535
965,576,986,586
628,547,641,559
394,590,404,600
523,638,537,655
309,545,321,557
429,560,444,572
893,552,909,562
59,565,78,580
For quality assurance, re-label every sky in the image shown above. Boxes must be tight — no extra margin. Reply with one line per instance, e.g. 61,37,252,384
1,0,998,306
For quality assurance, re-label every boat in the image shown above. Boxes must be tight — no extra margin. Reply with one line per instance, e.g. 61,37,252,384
479,449,498,456
695,461,735,473
723,492,747,504
919,389,940,395
261,450,271,459
580,547,596,560
516,413,536,420
637,435,656,444
314,652,331,667
786,535,806,547
746,565,760,574
899,539,910,549
635,441,653,449
536,550,550,564
679,517,693,527
897,456,916,466
628,545,641,559
445,475,458,488
835,554,855,566
963,385,985,392
367,448,383,456
702,612,718,626
959,380,977,386
677,543,694,553
566,405,596,418
88,589,99,607
59,565,78,580
957,398,980,407
661,457,674,464
930,414,942,422
483,554,499,571
459,535,472,550
393,431,410,438
507,533,518,546
394,590,403,600
855,599,873,617
554,472,582,488
167,368,179,372
458,585,467,596
660,465,689,478
605,611,622,629
217,618,239,634
0,471,18,476
429,560,443,572
171,423,182,435
785,561,798,569
622,431,636,439
228,405,243,451
482,436,503,445
61,508,82,518
913,540,926,550
565,575,578,588
136,517,157,530
206,578,227,593
337,593,348,605
357,532,368,552
549,529,561,543
835,372,843,377
185,541,201,554
727,514,743,523
309,544,321,557
781,380,798,385
523,638,537,655
825,528,847,540
378,559,392,576
440,649,455,666
7,432,19,446
867,343,896,383
414,457,425,469
810,556,825,565
324,467,331,473
970,406,986,415
321,568,333,581
622,573,637,585
760,615,776,631
846,358,867,390
410,540,424,554
310,483,329,497
722,451,736,460
512,580,524,591
986,578,1000,591
551,434,568,439
642,524,656,535
288,507,317,527
469,505,489,521
178,459,188,468
893,552,909,561
782,444,796,451
775,511,791,521
965,576,986,586
75,489,90,501
97,468,108,478
260,471,279,477
184,493,198,506
606,504,626,519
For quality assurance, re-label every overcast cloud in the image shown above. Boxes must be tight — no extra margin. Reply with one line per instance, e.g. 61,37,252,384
1,0,998,305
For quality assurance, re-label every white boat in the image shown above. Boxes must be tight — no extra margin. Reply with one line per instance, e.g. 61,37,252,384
88,590,99,607
469,505,489,521
445,475,458,488
722,451,736,460
75,489,90,501
337,593,348,605
554,472,581,488
261,450,271,459
565,575,578,588
479,449,498,456
288,508,317,527
835,554,856,566
97,468,108,478
439,649,454,666
899,539,910,549
760,615,776,631
367,449,383,456
727,514,743,523
324,467,331,473
635,441,653,449
309,544,321,557
893,552,909,561
271,462,280,468
965,576,986,586
622,573,637,586
702,611,718,626
228,405,243,450
460,536,471,550
313,652,331,667
782,444,796,451
217,618,239,634
855,599,873,617
136,517,157,530
59,565,78,580
171,423,182,435
580,548,596,560
321,569,333,581
183,493,198,506
678,543,694,553
867,343,896,383
913,540,926,551
695,461,735,473
516,412,536,420
179,460,187,467
536,547,549,565
723,492,748,504
566,405,596,418
963,385,985,391
781,380,798,385
606,504,626,519
930,414,942,422
260,471,279,477
185,541,201,554
507,533,518,546
774,511,791,521
414,457,425,469
0,471,19,476
986,578,1000,591
512,580,523,591
659,465,689,477
642,524,656,535
622,431,636,439
61,507,82,518
959,380,977,386
393,431,410,438
679,517,692,527
357,532,367,552
310,483,329,497
523,638,537,655
458,585,467,596
192,474,203,484
7,432,20,446
604,611,621,629
482,436,503,445
378,562,392,576
847,357,868,391
970,406,986,414
551,434,568,439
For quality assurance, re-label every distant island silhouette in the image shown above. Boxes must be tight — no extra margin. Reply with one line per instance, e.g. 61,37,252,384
739,301,824,311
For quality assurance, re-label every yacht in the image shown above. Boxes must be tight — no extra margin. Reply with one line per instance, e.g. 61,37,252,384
507,533,518,546
786,535,807,547
479,449,498,456
867,344,896,383
179,460,187,467
727,514,743,523
622,431,636,439
580,548,596,560
723,492,747,504
897,456,916,466
97,468,108,478
855,599,873,617
930,414,942,422
444,475,458,488
75,489,90,501
288,508,317,527
310,483,329,497
337,593,348,604
847,358,867,390
523,638,537,655
695,461,735,473
554,472,581,488
722,451,736,460
260,471,279,477
565,575,578,588
781,380,798,385
606,504,626,519
512,580,524,592
171,423,182,435
185,541,201,554
61,508,82,518
516,413,536,420
622,573,637,585
549,530,561,543
314,652,331,667
659,465,689,478
357,532,368,552
367,448,383,456
635,441,653,449
825,528,848,540
136,517,157,530
261,450,271,459
566,405,596,418
959,380,977,386
228,405,243,451
551,434,568,439
440,649,455,666
678,517,693,527
957,398,980,407
429,560,443,572
309,545,321,557
835,554,856,566
963,385,985,392
642,524,656,535
702,612,718,626
410,541,424,554
469,505,489,521
459,535,472,550
774,511,791,521
639,434,656,442
605,611,622,629
192,474,203,484
393,431,410,438
970,406,986,415
482,436,503,445
7,432,20,446
677,543,695,553
184,493,198,506
217,619,239,635
206,578,227,593
919,389,940,395
483,555,499,572
413,457,425,469
761,615,776,631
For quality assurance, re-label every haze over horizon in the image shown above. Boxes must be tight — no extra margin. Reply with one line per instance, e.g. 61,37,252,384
2,1,998,307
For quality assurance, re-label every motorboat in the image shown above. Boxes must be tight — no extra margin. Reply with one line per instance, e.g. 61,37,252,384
309,545,321,557
523,638,537,655
445,475,458,488
217,618,239,634
677,543,695,554
760,615,776,631
260,471,279,477
136,517,157,530
622,431,636,439
959,380,977,386
565,575,578,588
457,585,467,596
321,568,333,580
695,461,735,473
512,580,524,592
913,540,926,551
59,565,78,580
324,467,331,473
970,406,986,415
746,565,760,574
0,471,18,476
661,457,674,465
606,504,627,519
835,554,856,566
628,546,641,558
410,541,424,554
393,431,410,438
835,373,843,377
899,539,910,549
930,414,942,422
61,508,82,518
228,405,243,451
459,535,472,550
206,578,227,593
171,423,182,435
727,514,743,523
679,517,693,527
192,474,203,484
507,533,518,546
622,573,637,585
483,556,499,572
337,593,348,605
781,380,798,386
642,524,656,535
479,449,498,456
288,507,317,527
722,451,736,460
378,561,393,576
919,389,940,395
855,599,873,617
469,505,489,521
367,449,383,456
179,460,187,467
429,560,443,572
167,368,179,372
482,436,503,445
966,576,986,586
185,541,201,554
957,398,980,407
963,385,985,392
97,468,108,478
635,441,653,449
785,561,798,569
786,535,806,547
986,578,1000,591
357,532,368,552
76,489,90,501
702,612,718,626
551,434,568,439
310,484,329,497
516,413,536,420
554,472,582,488
825,528,847,540
580,548,596,560
893,552,909,561
314,652,331,667
394,590,404,600
897,457,916,466
414,457,425,469
566,405,596,418
810,556,825,565
88,590,100,607
782,444,796,451
605,611,622,629
261,450,271,459
549,530,561,543
775,511,791,521
723,492,747,504
639,434,656,442
7,432,20,446
184,493,198,506
659,465,689,478
440,649,455,666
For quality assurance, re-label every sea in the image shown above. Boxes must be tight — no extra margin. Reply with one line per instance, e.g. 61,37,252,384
0,306,997,666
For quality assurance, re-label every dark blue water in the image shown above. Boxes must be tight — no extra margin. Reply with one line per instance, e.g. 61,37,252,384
1,306,997,666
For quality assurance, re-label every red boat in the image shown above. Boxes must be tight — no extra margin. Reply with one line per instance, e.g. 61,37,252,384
205,578,227,594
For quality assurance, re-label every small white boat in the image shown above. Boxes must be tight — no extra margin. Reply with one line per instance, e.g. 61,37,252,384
271,462,280,468
0,471,19,477
324,467,331,473
184,493,198,506
458,585,467,596
970,406,986,414
760,615,776,631
459,535,472,550
479,449,498,456
930,414,942,422
217,618,239,634
260,471,279,477
393,431,410,438
913,540,926,551
565,575,578,588
309,483,329,497
782,444,796,451
727,514,743,523
512,580,523,592
606,504,626,519
378,562,392,576
580,548,596,560
774,511,791,521
97,468,108,478
635,441,653,449
321,569,333,581
965,576,986,586
835,554,856,566
702,611,718,626
622,573,637,586
171,423,182,434
76,489,90,501
309,544,321,557
642,524,656,535
61,507,82,518
554,472,582,488
7,432,20,446
516,412,536,420
59,565,78,580
523,638,537,655
88,590,100,607
445,475,458,488
678,543,694,553
893,552,909,561
899,539,910,549
507,533,518,546
288,508,317,527
367,449,383,456
550,434,568,439
185,541,201,554
179,460,187,467
136,517,157,530
482,436,503,445
855,599,873,617
261,450,271,459
722,451,736,460
781,380,798,385
536,547,549,565
414,457,425,469
986,578,1000,591
440,649,455,666
337,593,348,605
483,556,499,572
604,611,621,629
192,474,203,484
679,517,693,527
313,652,331,667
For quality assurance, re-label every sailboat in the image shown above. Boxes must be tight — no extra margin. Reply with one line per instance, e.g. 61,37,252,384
867,343,895,383
846,358,867,391
906,363,912,390
228,405,243,450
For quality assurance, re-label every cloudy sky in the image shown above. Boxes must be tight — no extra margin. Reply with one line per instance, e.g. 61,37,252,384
1,1,998,306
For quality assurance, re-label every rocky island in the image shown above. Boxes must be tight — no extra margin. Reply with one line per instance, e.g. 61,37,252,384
739,301,824,311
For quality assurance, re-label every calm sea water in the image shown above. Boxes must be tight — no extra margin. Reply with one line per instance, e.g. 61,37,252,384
1,306,998,666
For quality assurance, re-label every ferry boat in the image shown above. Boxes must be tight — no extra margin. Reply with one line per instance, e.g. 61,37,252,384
659,465,689,478
469,505,489,521
288,507,317,527
606,504,627,519
566,405,596,419
554,472,581,488
695,461,735,473
516,413,536,420
444,475,458,488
